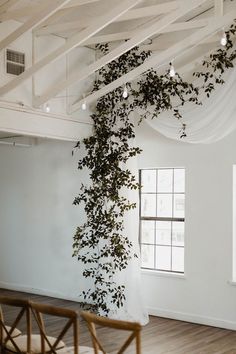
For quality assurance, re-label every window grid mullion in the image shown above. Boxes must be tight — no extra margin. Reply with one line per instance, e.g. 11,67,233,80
140,168,185,274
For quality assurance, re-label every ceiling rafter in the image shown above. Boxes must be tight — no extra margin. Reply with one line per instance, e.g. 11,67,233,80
33,0,208,108
70,5,236,114
142,34,219,52
178,47,216,74
0,0,103,22
0,0,19,15
214,0,223,16
0,0,72,51
64,0,101,6
0,5,38,21
0,0,140,97
82,19,210,46
35,1,181,36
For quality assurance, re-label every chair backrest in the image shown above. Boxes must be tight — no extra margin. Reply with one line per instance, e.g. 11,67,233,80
81,311,142,354
30,301,79,354
0,296,31,353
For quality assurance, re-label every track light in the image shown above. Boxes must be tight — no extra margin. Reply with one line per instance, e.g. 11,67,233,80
220,32,227,46
169,63,175,78
122,85,128,98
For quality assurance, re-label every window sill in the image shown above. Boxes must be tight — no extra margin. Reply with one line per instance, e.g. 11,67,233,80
141,269,186,279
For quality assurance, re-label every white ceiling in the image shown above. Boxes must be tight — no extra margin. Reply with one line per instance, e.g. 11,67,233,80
0,0,235,113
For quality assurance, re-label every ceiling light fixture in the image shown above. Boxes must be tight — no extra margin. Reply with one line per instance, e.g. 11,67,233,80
220,31,227,46
169,62,175,78
122,84,128,99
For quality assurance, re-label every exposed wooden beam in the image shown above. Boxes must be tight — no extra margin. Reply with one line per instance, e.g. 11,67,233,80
178,47,217,74
64,0,101,6
0,103,91,142
0,0,19,15
82,19,210,46
0,0,103,22
0,0,72,51
33,0,208,108
0,5,37,21
70,6,236,113
36,1,181,36
214,0,223,16
0,0,140,97
35,0,103,32
142,34,219,52
0,0,10,7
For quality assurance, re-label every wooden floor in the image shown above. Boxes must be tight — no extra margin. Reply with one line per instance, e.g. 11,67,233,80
0,289,236,354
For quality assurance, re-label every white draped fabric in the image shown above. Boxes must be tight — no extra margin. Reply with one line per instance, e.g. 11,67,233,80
111,157,149,325
146,67,236,143
109,114,149,326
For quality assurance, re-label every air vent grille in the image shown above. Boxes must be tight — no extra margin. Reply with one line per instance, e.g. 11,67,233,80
6,49,25,76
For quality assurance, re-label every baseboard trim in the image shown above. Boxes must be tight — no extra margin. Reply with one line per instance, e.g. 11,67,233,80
147,307,236,331
1,281,236,330
0,281,80,303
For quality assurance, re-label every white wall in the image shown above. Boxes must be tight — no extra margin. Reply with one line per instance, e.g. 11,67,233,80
0,139,90,300
137,121,236,330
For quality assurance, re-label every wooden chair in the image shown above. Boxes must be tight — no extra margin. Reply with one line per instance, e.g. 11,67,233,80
30,302,97,354
81,311,142,354
0,296,31,354
0,302,22,344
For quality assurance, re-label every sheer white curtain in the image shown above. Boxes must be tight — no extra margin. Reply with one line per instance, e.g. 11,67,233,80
110,114,149,325
146,67,236,143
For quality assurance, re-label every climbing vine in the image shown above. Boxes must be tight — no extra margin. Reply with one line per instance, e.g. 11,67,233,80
73,21,236,315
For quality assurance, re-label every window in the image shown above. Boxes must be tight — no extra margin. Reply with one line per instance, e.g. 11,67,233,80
139,168,185,273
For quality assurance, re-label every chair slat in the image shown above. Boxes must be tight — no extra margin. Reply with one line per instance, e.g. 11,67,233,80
81,311,142,354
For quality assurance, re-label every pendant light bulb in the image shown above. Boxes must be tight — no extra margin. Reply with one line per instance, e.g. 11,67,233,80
123,85,128,99
82,101,87,111
220,32,227,46
45,103,50,113
169,63,175,78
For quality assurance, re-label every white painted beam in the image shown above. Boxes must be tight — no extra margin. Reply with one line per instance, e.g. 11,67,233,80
70,6,236,113
0,5,38,21
0,0,72,51
83,19,209,46
64,0,101,6
0,0,140,97
178,47,217,74
36,1,181,36
0,0,19,14
0,0,102,22
214,0,223,16
0,103,92,141
142,34,219,52
34,0,208,108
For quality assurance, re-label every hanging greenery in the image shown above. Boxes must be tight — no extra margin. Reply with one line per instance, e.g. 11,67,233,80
73,22,236,315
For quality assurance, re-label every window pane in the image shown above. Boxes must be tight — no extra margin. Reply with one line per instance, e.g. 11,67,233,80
174,169,185,193
172,247,184,272
173,194,185,218
141,221,155,244
157,194,172,217
156,246,171,271
156,221,171,245
141,194,156,217
141,245,154,269
172,222,184,246
157,169,173,193
141,169,156,193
